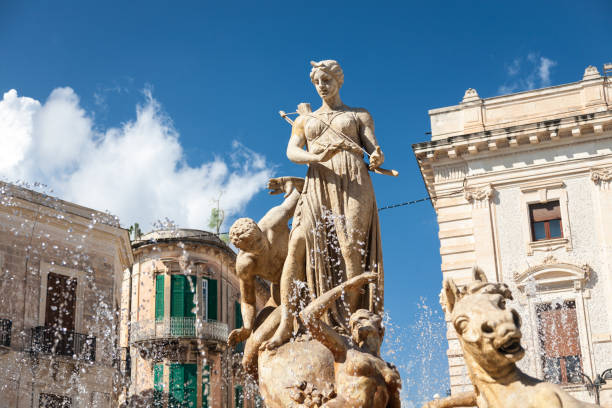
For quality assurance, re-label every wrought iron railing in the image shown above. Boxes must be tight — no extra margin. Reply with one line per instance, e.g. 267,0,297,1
130,317,228,344
0,318,11,347
30,326,96,362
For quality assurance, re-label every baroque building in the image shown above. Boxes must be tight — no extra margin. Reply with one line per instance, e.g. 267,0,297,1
0,182,133,407
413,64,612,405
120,229,268,408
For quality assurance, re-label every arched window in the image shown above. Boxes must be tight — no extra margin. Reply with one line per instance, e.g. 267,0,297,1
514,259,593,385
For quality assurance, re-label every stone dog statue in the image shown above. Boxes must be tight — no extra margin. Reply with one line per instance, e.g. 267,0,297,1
422,267,599,408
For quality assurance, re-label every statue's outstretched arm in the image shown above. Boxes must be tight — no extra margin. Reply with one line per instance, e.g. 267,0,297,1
228,258,256,347
300,272,378,360
259,177,304,228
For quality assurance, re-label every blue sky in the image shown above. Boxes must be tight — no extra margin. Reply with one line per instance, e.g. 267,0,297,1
1,0,610,403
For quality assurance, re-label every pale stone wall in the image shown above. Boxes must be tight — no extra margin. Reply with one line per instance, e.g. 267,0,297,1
414,65,612,405
0,182,133,408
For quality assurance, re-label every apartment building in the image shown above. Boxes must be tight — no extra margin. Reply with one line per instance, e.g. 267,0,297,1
413,64,612,404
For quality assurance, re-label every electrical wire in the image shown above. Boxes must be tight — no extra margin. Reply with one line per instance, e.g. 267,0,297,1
133,188,467,240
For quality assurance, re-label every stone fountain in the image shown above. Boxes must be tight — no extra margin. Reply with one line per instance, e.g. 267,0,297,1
227,59,401,407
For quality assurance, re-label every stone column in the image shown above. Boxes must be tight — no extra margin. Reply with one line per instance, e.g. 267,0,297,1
464,184,499,282
591,167,612,364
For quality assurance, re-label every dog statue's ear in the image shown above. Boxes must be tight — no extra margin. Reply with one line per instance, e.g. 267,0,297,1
473,266,488,283
442,279,460,314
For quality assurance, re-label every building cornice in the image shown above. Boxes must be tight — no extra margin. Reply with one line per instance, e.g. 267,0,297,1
412,110,612,200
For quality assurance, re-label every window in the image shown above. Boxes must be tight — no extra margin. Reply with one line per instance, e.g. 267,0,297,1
155,275,164,321
234,301,244,353
44,272,77,356
153,364,164,408
205,278,218,321
169,364,197,408
201,279,208,321
529,201,562,241
202,364,210,408
39,393,72,408
170,275,197,336
234,385,244,408
536,300,582,384
45,272,77,332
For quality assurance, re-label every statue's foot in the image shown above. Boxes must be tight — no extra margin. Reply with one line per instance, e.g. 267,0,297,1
259,330,290,351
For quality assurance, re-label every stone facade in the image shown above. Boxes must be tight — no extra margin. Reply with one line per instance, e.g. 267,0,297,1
121,229,268,408
413,64,612,405
0,182,133,407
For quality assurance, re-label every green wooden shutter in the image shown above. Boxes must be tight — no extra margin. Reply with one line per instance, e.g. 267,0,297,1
155,275,165,321
184,364,197,408
169,364,184,408
169,364,197,408
235,301,243,328
234,385,243,408
235,301,244,353
154,364,164,407
171,275,186,317
206,278,218,321
202,365,210,408
184,276,196,318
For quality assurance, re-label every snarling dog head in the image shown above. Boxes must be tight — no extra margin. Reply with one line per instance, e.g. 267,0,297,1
442,267,523,373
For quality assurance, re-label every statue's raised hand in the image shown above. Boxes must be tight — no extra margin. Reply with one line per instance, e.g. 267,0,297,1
228,327,251,348
343,272,378,292
267,177,305,197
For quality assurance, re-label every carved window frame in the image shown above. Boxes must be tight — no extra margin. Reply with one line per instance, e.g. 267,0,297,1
514,261,593,389
520,181,572,256
38,262,85,333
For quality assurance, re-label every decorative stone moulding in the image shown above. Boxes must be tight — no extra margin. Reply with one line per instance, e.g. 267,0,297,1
513,257,591,293
591,167,612,190
412,115,611,165
464,184,494,208
462,88,480,103
527,237,571,255
583,65,601,80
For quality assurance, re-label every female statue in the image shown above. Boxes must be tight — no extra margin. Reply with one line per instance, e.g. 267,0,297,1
262,60,385,349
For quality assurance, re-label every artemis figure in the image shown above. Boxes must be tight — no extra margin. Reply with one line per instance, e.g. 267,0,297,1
262,60,385,349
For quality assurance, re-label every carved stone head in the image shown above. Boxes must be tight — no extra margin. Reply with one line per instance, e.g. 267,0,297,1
349,309,384,351
310,60,344,100
229,217,264,252
443,268,524,373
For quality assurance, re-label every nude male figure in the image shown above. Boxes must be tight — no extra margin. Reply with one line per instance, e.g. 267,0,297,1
227,176,304,374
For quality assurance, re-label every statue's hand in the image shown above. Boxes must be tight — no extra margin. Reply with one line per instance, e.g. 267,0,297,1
369,146,384,170
268,177,305,197
267,177,285,195
228,327,251,347
344,272,378,291
316,141,347,163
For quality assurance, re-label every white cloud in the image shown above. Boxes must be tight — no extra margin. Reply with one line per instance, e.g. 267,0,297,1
538,57,557,86
0,87,274,231
498,54,557,95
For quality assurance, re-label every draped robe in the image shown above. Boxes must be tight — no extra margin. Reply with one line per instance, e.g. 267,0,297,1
291,107,384,331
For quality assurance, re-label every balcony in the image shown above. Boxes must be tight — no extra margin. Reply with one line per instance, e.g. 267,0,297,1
0,318,11,347
30,326,96,362
130,317,228,344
